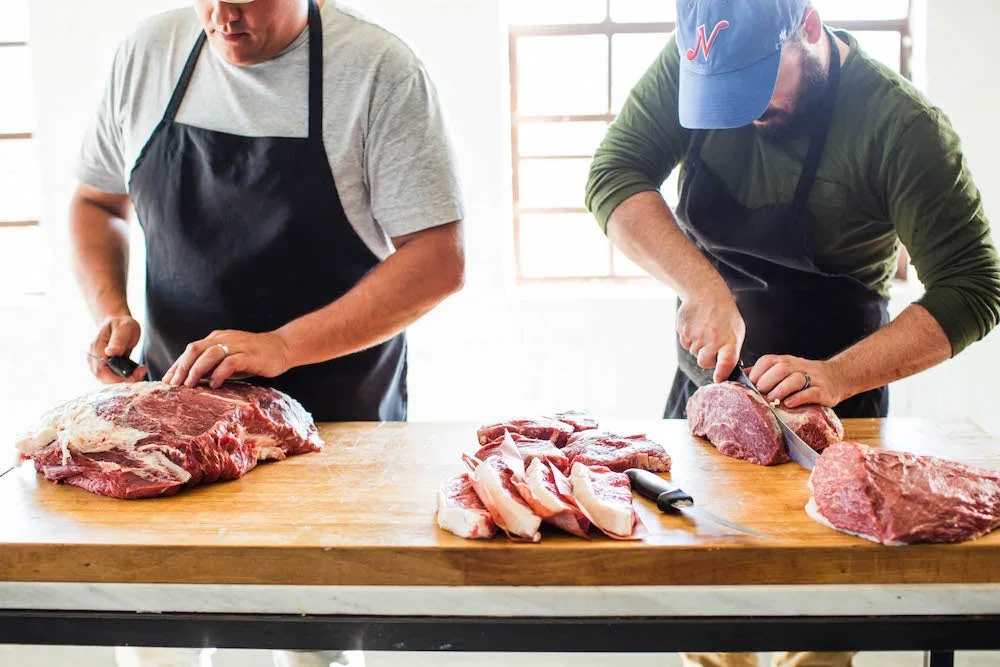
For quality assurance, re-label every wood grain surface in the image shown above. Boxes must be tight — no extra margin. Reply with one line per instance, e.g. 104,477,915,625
0,418,998,586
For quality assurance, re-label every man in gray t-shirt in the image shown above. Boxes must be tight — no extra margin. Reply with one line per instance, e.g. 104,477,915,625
74,2,463,661
75,0,463,410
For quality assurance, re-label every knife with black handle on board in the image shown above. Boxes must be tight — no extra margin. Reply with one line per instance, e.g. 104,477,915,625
625,468,770,539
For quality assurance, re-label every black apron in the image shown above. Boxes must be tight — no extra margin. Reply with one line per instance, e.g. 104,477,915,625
664,29,889,420
128,0,406,422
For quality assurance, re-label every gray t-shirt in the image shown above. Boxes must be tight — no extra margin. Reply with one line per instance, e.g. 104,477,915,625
77,1,464,259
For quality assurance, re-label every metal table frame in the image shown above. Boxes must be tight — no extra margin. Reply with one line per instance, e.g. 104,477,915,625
1,610,994,665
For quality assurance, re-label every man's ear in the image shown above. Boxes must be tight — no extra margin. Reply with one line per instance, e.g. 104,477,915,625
801,7,823,45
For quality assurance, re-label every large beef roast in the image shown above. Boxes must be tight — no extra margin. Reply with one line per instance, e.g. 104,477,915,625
16,381,323,499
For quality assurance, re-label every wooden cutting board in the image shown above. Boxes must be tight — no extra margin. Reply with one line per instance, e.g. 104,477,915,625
0,418,998,586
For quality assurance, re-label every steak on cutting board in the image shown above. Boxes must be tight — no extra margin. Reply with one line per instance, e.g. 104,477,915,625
475,433,570,473
15,381,323,499
436,472,497,539
686,381,843,465
477,418,575,447
807,441,1000,545
562,431,670,473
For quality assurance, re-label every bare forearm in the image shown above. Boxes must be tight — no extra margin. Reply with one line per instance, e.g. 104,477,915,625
831,304,952,399
69,188,132,321
606,190,727,299
276,222,464,367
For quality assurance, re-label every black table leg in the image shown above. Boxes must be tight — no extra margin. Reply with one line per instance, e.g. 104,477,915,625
924,651,955,667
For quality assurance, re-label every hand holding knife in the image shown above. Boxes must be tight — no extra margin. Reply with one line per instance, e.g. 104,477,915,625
87,353,141,380
728,361,819,470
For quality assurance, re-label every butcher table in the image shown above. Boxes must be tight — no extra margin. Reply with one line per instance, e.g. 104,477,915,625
0,419,998,666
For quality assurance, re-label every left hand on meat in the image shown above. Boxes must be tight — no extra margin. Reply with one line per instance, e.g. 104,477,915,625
162,330,292,389
748,354,848,409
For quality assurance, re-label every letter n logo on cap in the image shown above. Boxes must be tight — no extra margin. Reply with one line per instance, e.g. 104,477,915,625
686,20,730,61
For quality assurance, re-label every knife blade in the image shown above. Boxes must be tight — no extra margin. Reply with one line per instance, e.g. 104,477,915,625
625,468,770,539
729,365,819,471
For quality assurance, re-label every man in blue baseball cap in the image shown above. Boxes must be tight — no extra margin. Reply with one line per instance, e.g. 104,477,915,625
586,0,999,448
587,1,1000,659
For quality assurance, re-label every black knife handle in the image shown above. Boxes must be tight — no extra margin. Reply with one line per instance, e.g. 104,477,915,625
625,469,694,514
106,356,139,379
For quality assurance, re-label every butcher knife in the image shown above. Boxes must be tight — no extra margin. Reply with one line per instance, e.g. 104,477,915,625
625,468,770,539
729,365,819,471
87,353,140,379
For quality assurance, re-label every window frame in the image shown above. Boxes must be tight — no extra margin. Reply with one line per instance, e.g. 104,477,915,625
0,35,40,229
508,0,914,283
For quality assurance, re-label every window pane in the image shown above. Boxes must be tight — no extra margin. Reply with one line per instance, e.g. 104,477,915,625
516,35,608,115
853,31,902,73
518,158,591,209
519,213,610,278
0,226,48,295
0,45,36,132
0,0,31,41
611,32,671,112
0,138,43,221
661,168,681,208
813,0,908,20
612,248,648,277
518,121,608,157
610,0,676,23
507,0,606,25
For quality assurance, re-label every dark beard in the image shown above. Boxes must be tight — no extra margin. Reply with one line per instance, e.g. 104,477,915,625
755,48,828,141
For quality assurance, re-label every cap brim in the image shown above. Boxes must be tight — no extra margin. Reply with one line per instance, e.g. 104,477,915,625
678,50,781,130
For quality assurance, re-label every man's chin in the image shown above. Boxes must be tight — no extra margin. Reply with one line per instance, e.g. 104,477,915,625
753,119,789,140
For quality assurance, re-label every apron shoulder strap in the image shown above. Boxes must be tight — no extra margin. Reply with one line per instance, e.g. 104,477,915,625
308,0,324,140
163,31,208,123
791,26,842,213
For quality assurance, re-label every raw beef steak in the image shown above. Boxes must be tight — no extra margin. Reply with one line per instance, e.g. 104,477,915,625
463,435,542,542
437,473,497,539
475,433,570,473
16,381,322,499
686,381,843,466
807,441,1000,545
477,418,574,447
563,431,670,473
569,462,640,538
517,458,589,537
550,410,599,433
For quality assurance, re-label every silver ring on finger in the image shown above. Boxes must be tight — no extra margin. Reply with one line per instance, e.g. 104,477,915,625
801,371,811,390
217,343,230,358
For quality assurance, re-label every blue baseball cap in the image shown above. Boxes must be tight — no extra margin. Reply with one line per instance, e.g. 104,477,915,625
676,0,809,129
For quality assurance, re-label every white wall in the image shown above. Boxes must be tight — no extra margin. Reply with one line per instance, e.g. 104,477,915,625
2,0,998,446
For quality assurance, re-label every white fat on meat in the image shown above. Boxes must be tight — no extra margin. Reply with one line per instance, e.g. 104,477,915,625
15,383,153,462
524,458,570,515
130,448,193,484
464,433,542,542
569,462,635,538
522,458,589,537
436,473,496,539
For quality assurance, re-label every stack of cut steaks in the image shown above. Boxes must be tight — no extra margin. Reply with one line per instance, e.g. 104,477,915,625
437,411,665,541
15,381,323,499
686,381,843,465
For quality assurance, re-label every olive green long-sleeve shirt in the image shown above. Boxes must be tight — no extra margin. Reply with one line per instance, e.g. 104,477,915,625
585,31,1000,355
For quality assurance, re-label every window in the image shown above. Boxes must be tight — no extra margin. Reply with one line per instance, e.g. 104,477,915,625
0,0,46,296
508,0,914,282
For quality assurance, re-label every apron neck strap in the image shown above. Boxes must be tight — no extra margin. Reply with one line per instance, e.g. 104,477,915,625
162,0,324,138
306,0,323,140
163,32,207,123
790,26,842,212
